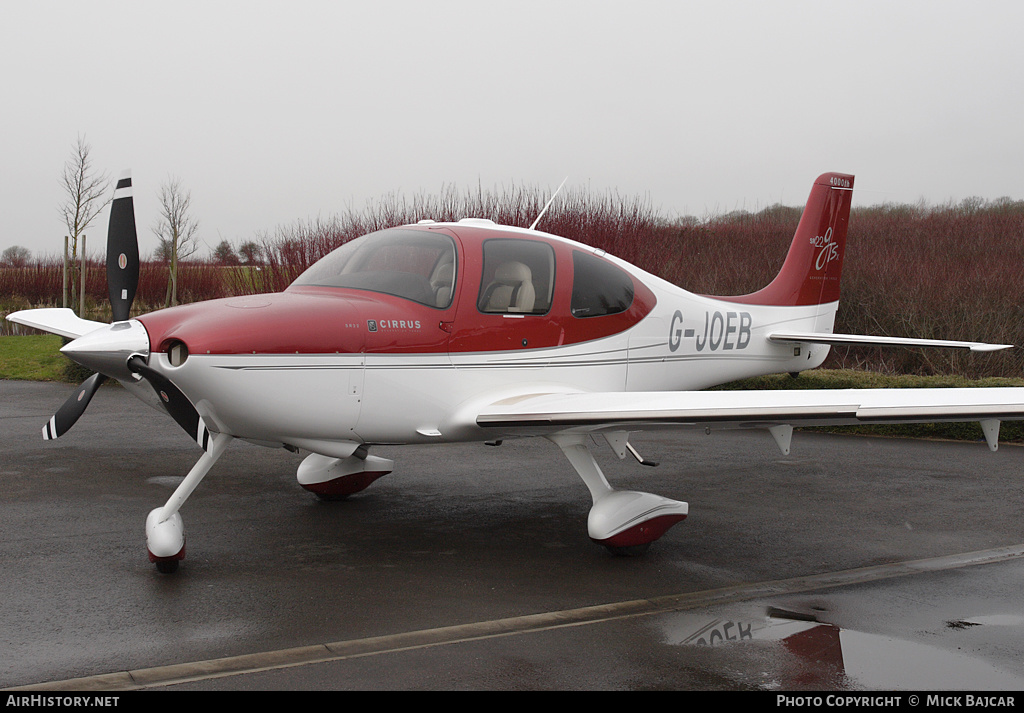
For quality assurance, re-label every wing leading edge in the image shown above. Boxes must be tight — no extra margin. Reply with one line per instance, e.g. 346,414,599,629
7,308,106,340
476,387,1024,450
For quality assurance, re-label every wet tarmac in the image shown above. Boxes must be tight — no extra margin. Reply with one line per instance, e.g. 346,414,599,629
2,379,1024,691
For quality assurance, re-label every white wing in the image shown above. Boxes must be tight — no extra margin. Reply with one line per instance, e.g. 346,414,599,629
6,308,107,340
476,387,1024,451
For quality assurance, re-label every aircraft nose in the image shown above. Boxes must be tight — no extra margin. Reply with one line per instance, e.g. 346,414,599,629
60,319,151,381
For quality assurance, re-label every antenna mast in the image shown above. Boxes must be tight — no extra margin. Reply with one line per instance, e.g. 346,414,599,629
529,177,568,231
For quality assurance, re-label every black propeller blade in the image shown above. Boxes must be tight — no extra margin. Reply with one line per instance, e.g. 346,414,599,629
43,170,140,440
127,356,211,451
107,172,140,323
43,373,109,440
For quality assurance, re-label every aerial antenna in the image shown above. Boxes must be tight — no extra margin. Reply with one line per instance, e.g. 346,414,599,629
529,176,568,231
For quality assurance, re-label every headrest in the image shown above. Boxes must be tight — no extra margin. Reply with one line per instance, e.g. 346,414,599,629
494,261,532,284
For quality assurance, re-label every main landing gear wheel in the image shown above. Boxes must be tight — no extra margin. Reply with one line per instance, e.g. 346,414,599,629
591,497,687,555
297,452,394,500
314,491,351,502
603,543,651,557
549,434,689,556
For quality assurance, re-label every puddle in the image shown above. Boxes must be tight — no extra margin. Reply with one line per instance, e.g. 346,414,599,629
661,608,1024,690
962,615,1024,627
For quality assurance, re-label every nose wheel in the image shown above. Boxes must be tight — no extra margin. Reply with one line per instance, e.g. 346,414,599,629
154,560,180,574
147,509,185,572
145,432,231,573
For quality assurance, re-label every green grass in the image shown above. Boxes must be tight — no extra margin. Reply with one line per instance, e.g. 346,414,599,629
0,334,69,381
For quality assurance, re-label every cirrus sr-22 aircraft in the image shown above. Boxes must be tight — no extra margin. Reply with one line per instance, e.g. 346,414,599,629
9,171,1024,573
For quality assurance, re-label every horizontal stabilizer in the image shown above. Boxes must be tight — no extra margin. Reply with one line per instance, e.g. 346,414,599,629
768,331,1013,353
6,308,106,340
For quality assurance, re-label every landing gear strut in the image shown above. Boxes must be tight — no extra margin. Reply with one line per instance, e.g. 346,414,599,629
548,433,688,554
146,432,232,573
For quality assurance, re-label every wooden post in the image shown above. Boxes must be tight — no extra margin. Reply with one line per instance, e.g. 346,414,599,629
63,236,69,309
79,234,87,317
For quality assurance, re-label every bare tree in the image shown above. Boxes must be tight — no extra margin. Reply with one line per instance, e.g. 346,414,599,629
153,176,199,307
59,135,110,312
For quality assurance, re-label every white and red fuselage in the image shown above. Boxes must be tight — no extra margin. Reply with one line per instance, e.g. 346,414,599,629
132,196,843,453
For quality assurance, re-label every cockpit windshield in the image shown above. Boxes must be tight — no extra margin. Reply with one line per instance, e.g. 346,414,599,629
291,228,457,308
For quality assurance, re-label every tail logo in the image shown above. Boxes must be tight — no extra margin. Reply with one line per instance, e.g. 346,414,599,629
810,227,840,271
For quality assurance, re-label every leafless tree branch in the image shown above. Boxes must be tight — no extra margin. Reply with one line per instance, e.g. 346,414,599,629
153,175,200,306
58,135,110,313
59,135,110,253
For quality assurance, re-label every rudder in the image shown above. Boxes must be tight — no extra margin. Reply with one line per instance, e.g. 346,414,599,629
722,172,854,306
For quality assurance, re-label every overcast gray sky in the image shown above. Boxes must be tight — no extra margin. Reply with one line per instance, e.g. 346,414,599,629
2,0,1022,260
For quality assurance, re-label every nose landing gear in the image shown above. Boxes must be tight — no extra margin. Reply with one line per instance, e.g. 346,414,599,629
145,432,232,573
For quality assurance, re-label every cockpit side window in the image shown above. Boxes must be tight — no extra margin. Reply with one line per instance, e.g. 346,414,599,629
291,229,457,308
570,250,634,317
477,239,555,315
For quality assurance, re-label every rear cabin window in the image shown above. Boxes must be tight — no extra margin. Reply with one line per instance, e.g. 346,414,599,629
291,228,456,309
477,239,555,315
570,250,634,317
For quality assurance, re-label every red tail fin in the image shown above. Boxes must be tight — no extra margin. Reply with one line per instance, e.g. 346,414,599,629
723,172,854,306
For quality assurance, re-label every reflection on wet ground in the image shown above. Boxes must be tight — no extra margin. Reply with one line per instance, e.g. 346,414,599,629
662,604,1024,690
957,615,1024,627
